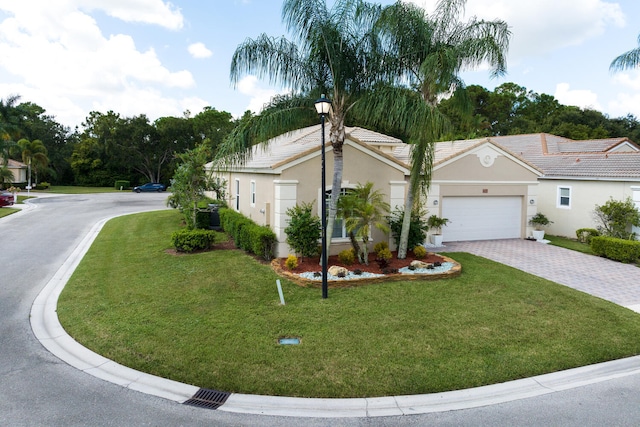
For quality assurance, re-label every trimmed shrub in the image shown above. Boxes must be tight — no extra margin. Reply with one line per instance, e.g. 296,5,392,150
285,202,321,258
285,255,298,270
576,228,600,244
218,208,277,260
171,229,217,253
338,248,356,265
114,180,130,190
591,236,640,263
412,245,427,259
38,181,50,190
373,241,389,256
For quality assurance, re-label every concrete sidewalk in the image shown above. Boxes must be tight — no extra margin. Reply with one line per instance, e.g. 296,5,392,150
30,235,640,418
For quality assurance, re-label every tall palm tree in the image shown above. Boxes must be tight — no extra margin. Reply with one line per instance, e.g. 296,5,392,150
12,139,49,187
610,33,640,71
218,0,436,253
374,0,510,258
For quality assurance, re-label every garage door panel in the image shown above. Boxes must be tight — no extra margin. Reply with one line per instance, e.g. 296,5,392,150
441,196,522,242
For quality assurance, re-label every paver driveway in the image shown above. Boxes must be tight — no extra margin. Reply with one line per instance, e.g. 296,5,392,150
438,239,640,310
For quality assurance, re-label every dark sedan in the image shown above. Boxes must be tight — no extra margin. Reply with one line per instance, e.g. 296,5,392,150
132,183,166,193
0,191,14,207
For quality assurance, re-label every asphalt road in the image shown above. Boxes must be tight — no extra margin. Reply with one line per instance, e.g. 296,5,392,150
1,192,640,426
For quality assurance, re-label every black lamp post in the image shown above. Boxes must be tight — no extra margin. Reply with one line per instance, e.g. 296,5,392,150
315,94,331,299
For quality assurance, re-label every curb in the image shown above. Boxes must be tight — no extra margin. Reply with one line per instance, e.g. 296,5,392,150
29,214,640,418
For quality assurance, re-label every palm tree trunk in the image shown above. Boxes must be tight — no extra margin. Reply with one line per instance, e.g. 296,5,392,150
325,116,346,257
397,189,414,259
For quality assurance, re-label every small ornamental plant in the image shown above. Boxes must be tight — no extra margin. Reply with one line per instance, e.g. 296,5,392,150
412,245,427,259
373,241,389,255
285,254,298,270
338,248,356,265
376,247,392,269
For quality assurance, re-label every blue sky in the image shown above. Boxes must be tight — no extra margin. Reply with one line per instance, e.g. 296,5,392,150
0,0,639,131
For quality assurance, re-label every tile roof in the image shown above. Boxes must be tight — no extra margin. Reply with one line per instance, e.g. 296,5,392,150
229,124,404,170
487,133,640,179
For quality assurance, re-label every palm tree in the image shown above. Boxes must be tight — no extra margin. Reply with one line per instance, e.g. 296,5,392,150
610,33,640,71
12,139,49,187
338,182,390,265
218,0,436,254
374,0,510,258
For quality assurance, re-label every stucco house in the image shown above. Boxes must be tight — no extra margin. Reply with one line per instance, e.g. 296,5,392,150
207,125,543,257
485,134,640,239
4,159,27,186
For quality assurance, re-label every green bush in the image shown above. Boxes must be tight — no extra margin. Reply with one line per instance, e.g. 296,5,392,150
171,229,217,253
218,208,276,260
576,228,600,244
285,254,298,270
388,207,428,250
114,180,130,190
284,202,321,258
594,197,640,239
590,236,640,263
338,248,356,265
413,245,427,259
38,181,50,190
373,241,389,256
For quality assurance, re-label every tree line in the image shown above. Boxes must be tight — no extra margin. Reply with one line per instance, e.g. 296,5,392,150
0,96,241,188
2,80,640,190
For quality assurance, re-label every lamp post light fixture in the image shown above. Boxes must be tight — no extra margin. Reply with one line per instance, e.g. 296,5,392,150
314,94,331,299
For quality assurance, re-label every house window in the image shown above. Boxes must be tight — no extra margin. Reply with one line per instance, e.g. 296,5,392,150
326,188,349,239
558,186,571,208
250,181,256,206
235,179,240,211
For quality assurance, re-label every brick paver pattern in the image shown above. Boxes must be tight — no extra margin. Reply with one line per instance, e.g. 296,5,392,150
435,239,640,307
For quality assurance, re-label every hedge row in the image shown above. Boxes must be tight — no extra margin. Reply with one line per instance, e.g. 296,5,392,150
171,229,218,253
219,208,277,260
590,236,640,263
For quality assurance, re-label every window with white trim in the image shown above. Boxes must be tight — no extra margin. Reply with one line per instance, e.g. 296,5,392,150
250,180,256,206
326,188,349,239
557,186,571,208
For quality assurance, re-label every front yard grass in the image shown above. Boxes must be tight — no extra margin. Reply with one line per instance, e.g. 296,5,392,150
58,210,640,398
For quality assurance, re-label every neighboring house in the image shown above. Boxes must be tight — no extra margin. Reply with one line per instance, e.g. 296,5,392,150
207,125,542,257
487,134,640,239
4,159,27,185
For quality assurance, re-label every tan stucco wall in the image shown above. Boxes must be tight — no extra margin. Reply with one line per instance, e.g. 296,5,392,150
425,149,540,239
537,179,640,238
209,141,409,258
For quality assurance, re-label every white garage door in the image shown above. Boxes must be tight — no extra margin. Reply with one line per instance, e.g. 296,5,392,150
440,196,522,242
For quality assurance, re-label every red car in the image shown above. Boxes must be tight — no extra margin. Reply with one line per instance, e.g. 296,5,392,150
0,191,15,207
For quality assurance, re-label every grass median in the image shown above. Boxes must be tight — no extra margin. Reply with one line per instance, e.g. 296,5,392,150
58,210,640,398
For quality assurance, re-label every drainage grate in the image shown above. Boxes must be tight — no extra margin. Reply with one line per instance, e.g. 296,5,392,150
184,388,231,410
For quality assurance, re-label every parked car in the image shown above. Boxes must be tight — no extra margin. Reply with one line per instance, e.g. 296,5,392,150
0,191,14,207
132,183,166,193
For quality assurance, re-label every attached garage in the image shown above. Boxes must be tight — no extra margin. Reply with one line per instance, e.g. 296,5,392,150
441,196,523,242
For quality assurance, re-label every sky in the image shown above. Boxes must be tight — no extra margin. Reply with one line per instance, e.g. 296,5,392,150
0,0,639,131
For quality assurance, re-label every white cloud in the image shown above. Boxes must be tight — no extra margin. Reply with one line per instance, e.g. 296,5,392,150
237,75,279,114
188,42,213,59
0,1,192,127
405,0,625,62
82,0,184,30
554,83,602,111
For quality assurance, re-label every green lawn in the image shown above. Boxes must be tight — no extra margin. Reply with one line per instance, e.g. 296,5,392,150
0,207,19,218
34,186,123,194
58,210,640,398
546,234,595,255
